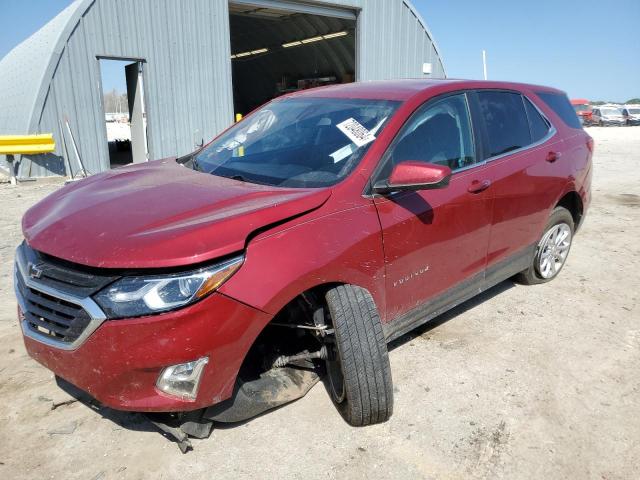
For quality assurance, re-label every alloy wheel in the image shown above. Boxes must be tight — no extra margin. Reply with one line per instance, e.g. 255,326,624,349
536,223,572,279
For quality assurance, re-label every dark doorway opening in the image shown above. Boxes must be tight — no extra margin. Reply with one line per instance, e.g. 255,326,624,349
99,59,149,168
228,4,357,117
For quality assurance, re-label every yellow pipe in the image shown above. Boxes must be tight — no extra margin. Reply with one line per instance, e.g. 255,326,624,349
0,134,55,155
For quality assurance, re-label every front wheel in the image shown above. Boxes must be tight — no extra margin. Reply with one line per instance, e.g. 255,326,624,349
323,285,393,426
516,207,574,285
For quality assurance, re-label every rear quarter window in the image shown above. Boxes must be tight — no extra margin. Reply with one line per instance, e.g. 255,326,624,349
524,98,551,142
536,92,582,129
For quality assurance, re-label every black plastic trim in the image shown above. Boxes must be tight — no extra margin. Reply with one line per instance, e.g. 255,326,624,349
383,244,536,343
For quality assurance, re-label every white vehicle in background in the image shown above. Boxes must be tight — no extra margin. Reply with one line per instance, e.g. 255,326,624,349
592,105,625,126
622,105,640,126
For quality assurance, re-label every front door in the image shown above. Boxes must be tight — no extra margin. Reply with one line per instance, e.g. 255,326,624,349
372,93,493,322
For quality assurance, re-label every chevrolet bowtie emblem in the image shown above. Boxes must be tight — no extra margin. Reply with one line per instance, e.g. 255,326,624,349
28,263,44,279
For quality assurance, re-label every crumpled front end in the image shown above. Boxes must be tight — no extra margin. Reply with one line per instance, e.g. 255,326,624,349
15,242,272,412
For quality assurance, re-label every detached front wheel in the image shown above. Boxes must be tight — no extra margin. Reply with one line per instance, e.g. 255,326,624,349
323,285,393,426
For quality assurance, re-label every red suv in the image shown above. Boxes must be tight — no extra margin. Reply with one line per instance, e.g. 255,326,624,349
570,98,593,125
16,80,592,445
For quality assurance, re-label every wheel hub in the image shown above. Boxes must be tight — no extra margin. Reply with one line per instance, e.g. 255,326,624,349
537,223,572,279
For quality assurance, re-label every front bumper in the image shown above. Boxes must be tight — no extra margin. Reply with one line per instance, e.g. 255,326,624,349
21,292,271,412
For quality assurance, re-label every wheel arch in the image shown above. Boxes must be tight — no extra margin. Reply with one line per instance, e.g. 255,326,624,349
228,280,380,394
555,190,584,230
238,279,380,353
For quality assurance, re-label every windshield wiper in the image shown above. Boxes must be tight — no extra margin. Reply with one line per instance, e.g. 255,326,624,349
223,173,274,186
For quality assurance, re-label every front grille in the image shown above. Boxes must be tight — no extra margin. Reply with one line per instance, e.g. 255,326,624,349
16,270,92,344
17,243,120,297
15,242,110,348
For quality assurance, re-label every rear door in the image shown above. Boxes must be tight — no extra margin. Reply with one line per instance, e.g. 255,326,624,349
372,92,493,321
473,90,565,281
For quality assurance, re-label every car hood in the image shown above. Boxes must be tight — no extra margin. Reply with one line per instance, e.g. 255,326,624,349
23,160,331,268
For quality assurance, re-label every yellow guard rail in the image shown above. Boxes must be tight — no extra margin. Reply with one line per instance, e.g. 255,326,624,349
0,134,56,155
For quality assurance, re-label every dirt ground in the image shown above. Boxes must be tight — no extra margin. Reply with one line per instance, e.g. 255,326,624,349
0,127,638,480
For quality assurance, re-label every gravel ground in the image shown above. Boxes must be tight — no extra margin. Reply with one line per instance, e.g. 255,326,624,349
0,127,638,480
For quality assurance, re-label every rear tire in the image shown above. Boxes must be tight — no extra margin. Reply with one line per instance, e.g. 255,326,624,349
324,285,393,426
516,207,574,285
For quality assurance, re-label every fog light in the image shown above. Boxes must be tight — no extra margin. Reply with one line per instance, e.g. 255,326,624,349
156,357,209,400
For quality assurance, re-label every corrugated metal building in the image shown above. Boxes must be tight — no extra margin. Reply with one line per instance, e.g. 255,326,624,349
0,0,446,179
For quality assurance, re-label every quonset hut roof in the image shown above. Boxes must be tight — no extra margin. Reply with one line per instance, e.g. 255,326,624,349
0,1,91,137
0,0,446,177
0,0,445,138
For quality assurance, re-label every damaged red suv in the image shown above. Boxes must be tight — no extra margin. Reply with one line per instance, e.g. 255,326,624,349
16,80,592,448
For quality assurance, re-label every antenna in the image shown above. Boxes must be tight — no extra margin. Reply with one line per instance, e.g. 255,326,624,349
482,50,488,80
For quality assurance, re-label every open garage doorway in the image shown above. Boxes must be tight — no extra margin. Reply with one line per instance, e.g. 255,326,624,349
99,58,149,168
229,1,357,117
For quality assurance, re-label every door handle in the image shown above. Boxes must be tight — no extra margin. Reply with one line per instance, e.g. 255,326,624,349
546,151,562,163
468,179,491,194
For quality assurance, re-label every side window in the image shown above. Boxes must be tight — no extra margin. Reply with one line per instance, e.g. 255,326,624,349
536,91,583,129
384,94,476,175
524,97,551,143
477,91,532,158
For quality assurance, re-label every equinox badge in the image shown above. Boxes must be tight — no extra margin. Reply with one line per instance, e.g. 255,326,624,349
393,266,430,287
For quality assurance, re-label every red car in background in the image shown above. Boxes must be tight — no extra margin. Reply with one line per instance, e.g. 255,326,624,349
571,99,593,125
15,79,593,450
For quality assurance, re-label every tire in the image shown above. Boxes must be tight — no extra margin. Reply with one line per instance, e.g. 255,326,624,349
516,206,575,285
323,285,393,426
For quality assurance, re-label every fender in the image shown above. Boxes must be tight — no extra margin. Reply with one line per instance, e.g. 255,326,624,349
219,200,388,321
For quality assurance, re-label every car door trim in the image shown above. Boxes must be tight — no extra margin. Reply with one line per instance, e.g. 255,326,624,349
383,243,536,343
472,89,559,165
365,90,557,199
364,90,483,198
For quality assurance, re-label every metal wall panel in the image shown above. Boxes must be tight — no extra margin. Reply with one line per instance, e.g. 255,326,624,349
23,0,234,178
1,0,445,178
357,0,445,80
231,0,357,19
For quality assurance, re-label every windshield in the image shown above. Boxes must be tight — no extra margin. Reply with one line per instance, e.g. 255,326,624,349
573,104,590,112
601,108,622,116
628,108,640,114
193,97,400,188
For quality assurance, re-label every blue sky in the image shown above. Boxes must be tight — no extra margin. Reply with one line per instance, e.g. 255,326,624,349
1,0,638,102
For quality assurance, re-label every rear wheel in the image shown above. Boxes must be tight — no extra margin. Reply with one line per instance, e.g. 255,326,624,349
516,207,574,285
324,285,393,426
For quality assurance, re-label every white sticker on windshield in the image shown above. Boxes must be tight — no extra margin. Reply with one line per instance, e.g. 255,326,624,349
337,118,377,148
330,144,357,163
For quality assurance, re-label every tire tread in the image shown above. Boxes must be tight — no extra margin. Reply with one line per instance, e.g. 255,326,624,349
325,285,393,426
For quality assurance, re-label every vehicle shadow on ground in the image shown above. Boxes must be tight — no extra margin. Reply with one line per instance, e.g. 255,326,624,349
55,279,517,444
387,279,516,352
55,376,159,434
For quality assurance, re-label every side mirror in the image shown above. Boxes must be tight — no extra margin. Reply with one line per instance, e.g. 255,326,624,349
373,161,452,194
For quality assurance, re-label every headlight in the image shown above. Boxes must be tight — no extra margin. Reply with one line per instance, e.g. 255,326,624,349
94,256,243,318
